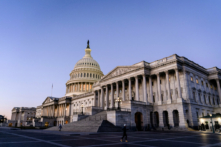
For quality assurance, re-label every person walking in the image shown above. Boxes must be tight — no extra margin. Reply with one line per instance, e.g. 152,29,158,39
120,124,128,142
59,124,62,131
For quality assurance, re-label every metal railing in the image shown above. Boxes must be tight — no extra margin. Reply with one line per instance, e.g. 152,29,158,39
107,108,131,112
73,112,89,115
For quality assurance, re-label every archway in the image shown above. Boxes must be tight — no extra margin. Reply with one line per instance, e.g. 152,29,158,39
65,120,68,124
173,110,179,127
135,112,143,131
150,112,153,127
163,111,169,127
54,121,56,126
154,112,159,127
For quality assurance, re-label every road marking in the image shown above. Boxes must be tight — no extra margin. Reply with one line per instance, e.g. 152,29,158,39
162,139,204,145
0,141,41,144
200,142,221,147
0,131,71,147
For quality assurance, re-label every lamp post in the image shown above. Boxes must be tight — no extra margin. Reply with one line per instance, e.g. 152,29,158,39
210,114,215,133
115,97,121,110
81,104,84,115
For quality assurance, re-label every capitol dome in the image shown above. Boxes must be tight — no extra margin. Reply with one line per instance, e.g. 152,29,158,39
65,41,104,96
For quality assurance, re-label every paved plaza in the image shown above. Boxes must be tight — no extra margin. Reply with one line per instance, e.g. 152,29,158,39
0,128,221,147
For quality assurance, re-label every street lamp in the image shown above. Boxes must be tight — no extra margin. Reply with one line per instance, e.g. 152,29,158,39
81,104,84,115
115,97,121,110
210,114,215,133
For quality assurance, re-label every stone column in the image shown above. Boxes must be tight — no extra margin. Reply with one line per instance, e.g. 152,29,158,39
216,79,221,105
52,105,55,117
142,75,148,103
165,71,171,104
81,83,83,92
105,86,109,109
57,105,59,117
116,82,119,99
111,83,114,108
69,103,71,116
163,76,167,102
149,76,153,103
175,69,182,100
62,104,64,117
172,74,176,100
77,83,79,92
128,78,132,100
122,80,125,101
101,88,104,108
157,73,162,105
93,91,96,106
135,76,139,101
98,90,100,107
183,70,190,100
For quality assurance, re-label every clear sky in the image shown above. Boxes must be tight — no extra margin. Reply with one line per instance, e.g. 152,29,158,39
1,0,221,119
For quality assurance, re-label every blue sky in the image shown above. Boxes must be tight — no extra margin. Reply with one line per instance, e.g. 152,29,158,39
1,0,221,118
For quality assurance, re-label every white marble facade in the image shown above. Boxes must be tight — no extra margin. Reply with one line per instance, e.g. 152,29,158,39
11,42,221,130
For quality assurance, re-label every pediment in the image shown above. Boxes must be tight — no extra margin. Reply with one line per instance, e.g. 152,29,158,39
100,66,141,81
42,97,53,104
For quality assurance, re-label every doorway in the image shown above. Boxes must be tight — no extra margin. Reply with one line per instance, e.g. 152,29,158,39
135,112,143,131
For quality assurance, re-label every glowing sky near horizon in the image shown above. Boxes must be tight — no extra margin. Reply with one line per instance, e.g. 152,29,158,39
1,0,221,118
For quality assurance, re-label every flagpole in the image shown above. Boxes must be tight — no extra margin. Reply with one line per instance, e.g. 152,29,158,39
51,84,53,97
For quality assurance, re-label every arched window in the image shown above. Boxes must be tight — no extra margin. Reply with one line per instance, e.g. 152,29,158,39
90,73,92,77
96,74,97,78
93,74,94,78
84,73,86,77
190,77,193,81
196,79,199,84
87,73,89,77
81,73,82,77
209,96,211,105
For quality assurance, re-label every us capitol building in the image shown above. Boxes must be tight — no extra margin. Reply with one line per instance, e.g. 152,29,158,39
10,41,221,131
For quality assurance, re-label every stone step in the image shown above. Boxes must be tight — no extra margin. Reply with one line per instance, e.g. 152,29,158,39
46,111,122,132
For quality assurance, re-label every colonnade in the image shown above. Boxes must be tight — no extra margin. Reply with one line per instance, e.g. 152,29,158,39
94,69,183,108
66,82,94,93
42,103,71,117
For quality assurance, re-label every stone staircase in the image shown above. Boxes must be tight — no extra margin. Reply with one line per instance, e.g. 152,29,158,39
46,111,122,132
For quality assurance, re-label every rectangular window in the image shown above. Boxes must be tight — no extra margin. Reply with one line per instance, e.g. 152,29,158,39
204,95,206,103
191,77,193,81
198,93,201,103
201,81,204,85
206,83,208,87
196,79,199,84
193,92,195,101
209,96,211,105
196,111,199,122
152,82,154,86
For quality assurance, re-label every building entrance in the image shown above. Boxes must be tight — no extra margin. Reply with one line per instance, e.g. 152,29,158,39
135,112,143,131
